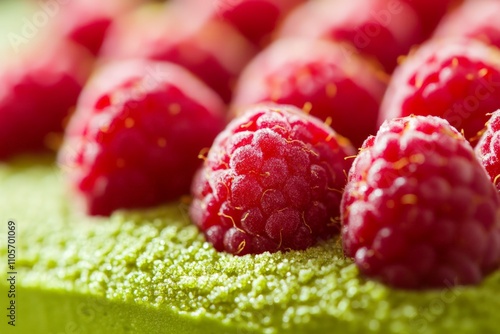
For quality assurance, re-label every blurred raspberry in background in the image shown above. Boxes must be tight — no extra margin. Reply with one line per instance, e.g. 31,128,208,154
100,2,256,103
175,0,305,47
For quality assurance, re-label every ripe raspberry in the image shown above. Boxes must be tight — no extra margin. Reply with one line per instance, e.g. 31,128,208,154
434,0,500,50
50,0,139,55
278,0,424,72
174,0,304,47
380,38,500,146
0,39,93,160
100,4,255,103
341,115,500,289
59,60,226,216
231,38,388,148
190,104,355,255
476,110,500,191
401,0,459,38
209,0,305,47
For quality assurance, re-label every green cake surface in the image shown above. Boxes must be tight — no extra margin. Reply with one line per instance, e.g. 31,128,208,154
0,157,500,334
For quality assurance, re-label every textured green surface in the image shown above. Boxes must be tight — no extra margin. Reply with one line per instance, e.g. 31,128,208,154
0,157,500,334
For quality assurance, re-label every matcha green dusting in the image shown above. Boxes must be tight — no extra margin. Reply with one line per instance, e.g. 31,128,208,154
1,156,500,334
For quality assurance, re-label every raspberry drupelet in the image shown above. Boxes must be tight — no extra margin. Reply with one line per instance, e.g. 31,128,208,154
190,104,356,255
341,115,500,289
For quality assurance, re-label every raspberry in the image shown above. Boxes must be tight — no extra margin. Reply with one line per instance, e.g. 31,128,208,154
213,0,304,47
190,104,355,255
476,110,500,191
434,0,500,50
278,0,424,72
59,60,226,216
0,39,93,160
380,38,500,146
50,0,139,55
231,38,388,148
100,4,255,103
176,0,304,47
341,115,500,289
401,0,458,37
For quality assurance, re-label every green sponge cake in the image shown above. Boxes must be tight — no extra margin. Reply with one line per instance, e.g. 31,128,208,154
1,156,500,334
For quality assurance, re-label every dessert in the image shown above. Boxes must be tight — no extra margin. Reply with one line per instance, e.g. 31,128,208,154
1,1,500,334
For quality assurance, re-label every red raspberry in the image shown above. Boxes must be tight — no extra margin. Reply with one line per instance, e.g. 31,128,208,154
341,115,500,289
278,0,424,72
231,38,388,148
59,60,226,216
401,0,459,38
213,0,304,47
434,0,500,50
100,4,255,103
380,38,500,146
50,0,139,55
476,110,500,191
190,104,355,255
176,0,304,47
0,39,93,160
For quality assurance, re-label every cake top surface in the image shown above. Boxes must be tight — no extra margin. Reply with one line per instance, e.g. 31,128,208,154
1,156,499,334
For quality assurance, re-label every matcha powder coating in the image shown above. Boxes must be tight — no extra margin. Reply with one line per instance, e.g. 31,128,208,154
1,157,500,334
